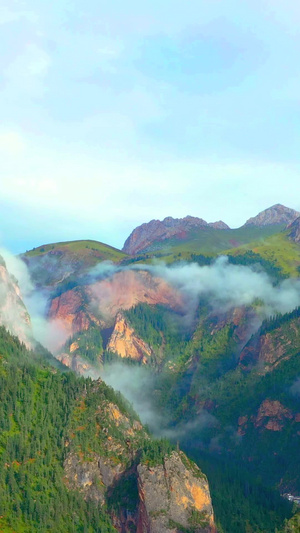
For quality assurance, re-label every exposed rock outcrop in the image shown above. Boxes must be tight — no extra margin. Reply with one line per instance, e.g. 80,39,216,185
137,451,215,533
287,216,300,244
123,216,229,255
239,315,300,372
63,381,215,533
254,400,293,431
48,286,103,341
0,256,32,347
50,270,183,347
243,204,300,227
107,312,153,362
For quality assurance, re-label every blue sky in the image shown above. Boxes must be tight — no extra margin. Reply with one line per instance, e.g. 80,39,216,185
1,0,300,252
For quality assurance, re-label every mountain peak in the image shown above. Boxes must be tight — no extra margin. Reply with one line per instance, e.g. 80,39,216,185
123,215,229,255
243,204,300,227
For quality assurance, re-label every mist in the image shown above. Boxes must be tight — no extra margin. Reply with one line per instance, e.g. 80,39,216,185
0,248,66,351
131,256,300,319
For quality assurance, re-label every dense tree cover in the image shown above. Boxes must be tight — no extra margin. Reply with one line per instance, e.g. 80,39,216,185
0,327,118,531
141,438,175,467
190,453,293,533
260,307,300,335
64,327,104,364
124,303,188,367
122,303,299,532
277,512,300,532
226,251,287,281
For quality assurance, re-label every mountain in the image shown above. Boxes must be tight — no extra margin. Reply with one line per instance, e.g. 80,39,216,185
121,205,300,261
287,216,300,244
0,326,215,533
123,216,229,255
10,205,300,532
243,204,300,227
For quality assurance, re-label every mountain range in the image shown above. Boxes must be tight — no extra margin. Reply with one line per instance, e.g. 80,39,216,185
0,203,300,532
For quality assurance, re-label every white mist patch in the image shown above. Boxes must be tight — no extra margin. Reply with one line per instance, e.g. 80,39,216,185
0,248,66,351
87,260,120,282
132,257,300,317
101,362,166,435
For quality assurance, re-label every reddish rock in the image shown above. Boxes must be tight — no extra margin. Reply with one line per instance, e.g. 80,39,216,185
254,400,293,431
49,270,183,348
123,216,229,255
239,316,300,372
107,312,153,363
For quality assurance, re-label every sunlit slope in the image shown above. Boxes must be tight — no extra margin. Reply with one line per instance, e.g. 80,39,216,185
138,224,284,256
225,231,300,276
25,239,127,262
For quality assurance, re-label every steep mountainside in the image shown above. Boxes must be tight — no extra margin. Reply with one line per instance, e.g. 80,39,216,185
123,216,229,255
47,269,183,348
0,326,215,533
15,205,300,532
244,204,300,227
0,254,32,347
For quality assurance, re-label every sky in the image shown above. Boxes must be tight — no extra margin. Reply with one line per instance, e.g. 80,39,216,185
1,0,300,253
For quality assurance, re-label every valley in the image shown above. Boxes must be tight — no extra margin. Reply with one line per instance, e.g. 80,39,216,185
0,204,300,532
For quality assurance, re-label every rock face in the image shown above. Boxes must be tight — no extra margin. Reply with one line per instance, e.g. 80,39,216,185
244,204,300,227
48,286,103,341
63,380,215,533
0,256,32,347
49,270,183,347
107,312,153,362
123,216,229,255
254,400,293,432
287,216,300,244
137,451,215,533
239,314,300,372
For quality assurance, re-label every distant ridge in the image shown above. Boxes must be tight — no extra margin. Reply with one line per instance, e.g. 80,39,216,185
122,215,229,255
243,204,300,227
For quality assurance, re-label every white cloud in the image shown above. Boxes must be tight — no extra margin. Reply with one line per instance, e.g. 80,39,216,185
3,43,51,97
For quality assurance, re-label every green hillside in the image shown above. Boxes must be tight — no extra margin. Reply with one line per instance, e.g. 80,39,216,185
138,224,285,257
225,231,300,276
22,240,128,288
25,239,127,262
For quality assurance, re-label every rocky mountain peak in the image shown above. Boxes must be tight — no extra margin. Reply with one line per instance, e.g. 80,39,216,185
244,204,300,227
123,215,229,255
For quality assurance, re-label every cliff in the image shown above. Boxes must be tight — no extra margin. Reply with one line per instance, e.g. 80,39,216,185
107,312,154,362
0,255,32,347
63,380,216,533
239,311,300,371
137,451,215,533
49,270,183,348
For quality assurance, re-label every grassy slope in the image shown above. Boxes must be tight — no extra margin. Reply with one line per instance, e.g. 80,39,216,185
25,240,127,263
140,225,285,256
127,226,300,277
225,231,300,276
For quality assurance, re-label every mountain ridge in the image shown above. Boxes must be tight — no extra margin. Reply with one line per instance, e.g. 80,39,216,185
123,204,300,255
